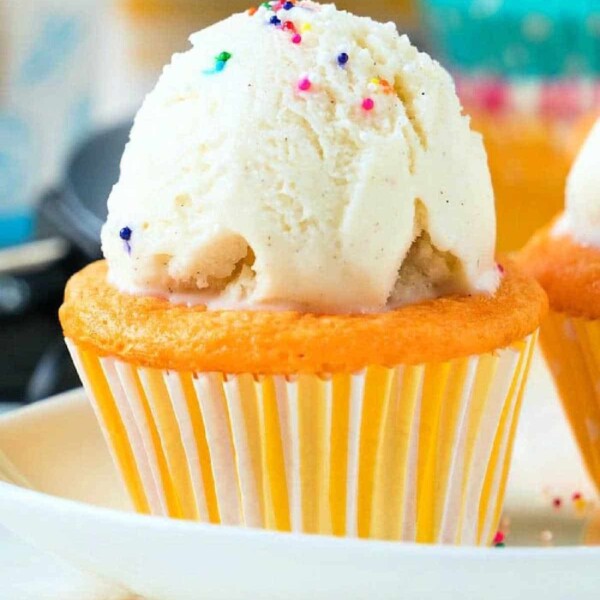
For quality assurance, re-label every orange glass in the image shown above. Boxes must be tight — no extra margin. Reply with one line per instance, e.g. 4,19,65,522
470,111,598,253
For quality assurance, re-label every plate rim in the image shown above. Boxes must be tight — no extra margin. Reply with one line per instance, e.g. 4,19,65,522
1,390,599,559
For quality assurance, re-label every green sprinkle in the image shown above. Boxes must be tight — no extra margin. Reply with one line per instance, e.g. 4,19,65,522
216,51,232,63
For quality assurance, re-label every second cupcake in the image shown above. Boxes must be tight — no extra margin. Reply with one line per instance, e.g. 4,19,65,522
519,118,600,492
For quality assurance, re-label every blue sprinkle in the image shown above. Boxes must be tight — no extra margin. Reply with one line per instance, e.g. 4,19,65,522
270,15,282,25
337,52,349,66
215,60,226,72
283,1,294,9
119,227,132,241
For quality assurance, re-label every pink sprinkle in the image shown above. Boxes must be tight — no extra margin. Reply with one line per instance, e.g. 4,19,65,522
492,531,505,545
292,33,302,44
298,77,311,91
362,98,375,111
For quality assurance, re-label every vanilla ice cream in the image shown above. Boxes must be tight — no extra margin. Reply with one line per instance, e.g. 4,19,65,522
101,1,498,313
554,118,600,248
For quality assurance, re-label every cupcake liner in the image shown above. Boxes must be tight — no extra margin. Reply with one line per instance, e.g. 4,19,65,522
539,313,600,490
66,334,536,545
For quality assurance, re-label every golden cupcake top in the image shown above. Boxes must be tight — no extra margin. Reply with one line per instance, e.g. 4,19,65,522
60,260,546,374
517,225,600,320
518,118,600,319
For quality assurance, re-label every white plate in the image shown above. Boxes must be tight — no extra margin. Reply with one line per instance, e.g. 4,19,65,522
0,352,599,600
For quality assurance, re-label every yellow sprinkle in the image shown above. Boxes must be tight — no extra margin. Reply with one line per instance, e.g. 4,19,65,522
371,77,380,85
301,23,312,32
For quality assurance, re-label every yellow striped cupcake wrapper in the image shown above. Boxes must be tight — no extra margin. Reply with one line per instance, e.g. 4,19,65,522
66,334,536,545
539,313,600,490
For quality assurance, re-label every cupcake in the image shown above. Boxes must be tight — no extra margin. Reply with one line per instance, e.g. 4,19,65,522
60,2,546,545
519,118,600,492
421,0,600,252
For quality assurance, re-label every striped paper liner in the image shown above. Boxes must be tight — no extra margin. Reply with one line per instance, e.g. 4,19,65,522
66,333,536,545
539,313,600,491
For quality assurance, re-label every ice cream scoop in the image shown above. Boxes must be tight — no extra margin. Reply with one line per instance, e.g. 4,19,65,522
101,1,499,313
554,118,600,248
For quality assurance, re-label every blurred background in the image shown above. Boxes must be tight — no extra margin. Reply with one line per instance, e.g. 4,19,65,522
0,0,598,407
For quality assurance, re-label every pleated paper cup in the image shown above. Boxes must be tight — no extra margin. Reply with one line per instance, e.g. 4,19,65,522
65,333,536,545
539,313,600,491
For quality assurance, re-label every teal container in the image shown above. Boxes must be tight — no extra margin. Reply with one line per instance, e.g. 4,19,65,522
421,0,600,76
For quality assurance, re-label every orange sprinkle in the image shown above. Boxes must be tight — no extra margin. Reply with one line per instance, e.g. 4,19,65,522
248,6,258,15
380,79,394,94
370,77,394,95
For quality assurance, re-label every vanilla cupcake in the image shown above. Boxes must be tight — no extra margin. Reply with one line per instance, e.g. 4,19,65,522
60,2,546,545
519,118,600,492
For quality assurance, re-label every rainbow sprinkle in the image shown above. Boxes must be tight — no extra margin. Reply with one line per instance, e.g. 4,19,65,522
246,4,405,121
205,51,233,74
369,77,394,95
362,98,375,111
573,492,588,513
119,226,132,254
298,77,312,91
337,52,349,66
119,226,132,241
